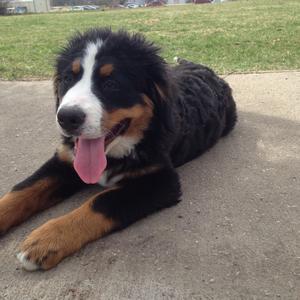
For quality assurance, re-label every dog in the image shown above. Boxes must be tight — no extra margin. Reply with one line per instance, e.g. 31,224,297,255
0,28,237,271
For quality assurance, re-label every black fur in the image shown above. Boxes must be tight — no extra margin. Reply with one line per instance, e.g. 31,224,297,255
2,28,237,249
169,60,237,166
93,168,181,228
53,28,237,225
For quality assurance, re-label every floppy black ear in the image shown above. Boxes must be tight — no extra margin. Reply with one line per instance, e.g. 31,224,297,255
144,70,176,138
53,73,61,111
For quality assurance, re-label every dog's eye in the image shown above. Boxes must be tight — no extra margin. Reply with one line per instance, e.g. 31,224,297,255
103,80,119,92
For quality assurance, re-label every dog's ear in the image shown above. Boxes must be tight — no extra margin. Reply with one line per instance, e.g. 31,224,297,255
144,72,176,137
148,60,170,101
53,73,61,111
154,83,167,101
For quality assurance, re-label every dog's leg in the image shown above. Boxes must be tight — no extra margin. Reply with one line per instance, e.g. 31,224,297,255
0,151,85,235
17,167,181,270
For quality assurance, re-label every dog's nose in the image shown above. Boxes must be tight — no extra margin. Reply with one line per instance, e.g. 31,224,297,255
57,107,86,132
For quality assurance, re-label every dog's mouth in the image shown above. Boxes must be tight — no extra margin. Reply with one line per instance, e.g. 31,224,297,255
73,118,131,185
104,118,131,147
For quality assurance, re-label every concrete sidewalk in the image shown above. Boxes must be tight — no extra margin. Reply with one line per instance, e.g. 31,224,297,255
0,72,299,299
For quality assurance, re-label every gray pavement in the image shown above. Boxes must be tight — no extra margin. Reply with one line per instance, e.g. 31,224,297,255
0,72,299,299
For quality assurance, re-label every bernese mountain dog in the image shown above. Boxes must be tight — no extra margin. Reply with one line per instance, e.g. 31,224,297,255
0,28,237,271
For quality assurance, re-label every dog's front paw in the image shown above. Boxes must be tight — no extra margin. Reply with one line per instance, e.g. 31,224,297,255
17,200,115,271
17,219,73,271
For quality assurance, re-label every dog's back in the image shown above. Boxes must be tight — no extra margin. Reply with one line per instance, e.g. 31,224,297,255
169,59,237,167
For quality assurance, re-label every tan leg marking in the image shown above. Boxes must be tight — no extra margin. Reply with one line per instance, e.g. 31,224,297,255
0,179,57,234
18,189,117,270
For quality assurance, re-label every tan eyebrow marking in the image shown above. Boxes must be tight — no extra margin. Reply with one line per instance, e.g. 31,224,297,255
71,59,81,74
99,64,114,77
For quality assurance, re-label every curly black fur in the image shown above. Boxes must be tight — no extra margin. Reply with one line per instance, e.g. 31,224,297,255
56,28,235,165
5,28,237,254
52,28,237,225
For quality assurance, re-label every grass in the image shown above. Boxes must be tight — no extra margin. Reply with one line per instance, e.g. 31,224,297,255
0,0,299,80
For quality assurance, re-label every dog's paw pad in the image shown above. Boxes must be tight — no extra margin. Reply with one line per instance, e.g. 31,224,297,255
17,252,40,271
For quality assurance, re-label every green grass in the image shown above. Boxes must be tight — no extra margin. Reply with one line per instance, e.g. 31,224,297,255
0,0,299,80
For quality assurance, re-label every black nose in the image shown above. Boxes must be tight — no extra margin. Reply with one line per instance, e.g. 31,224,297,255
57,107,86,132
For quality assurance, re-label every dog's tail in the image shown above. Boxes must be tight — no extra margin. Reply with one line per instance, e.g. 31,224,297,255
222,87,237,137
174,57,209,70
173,56,192,65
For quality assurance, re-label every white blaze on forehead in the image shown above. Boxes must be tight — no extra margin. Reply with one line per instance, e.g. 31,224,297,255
57,40,103,138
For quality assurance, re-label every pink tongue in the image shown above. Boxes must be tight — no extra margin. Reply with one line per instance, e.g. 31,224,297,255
74,137,107,184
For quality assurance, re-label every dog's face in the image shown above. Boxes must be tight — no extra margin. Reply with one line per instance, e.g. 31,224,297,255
54,29,170,184
55,29,167,160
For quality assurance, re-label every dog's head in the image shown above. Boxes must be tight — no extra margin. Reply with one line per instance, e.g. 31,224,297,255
54,28,170,183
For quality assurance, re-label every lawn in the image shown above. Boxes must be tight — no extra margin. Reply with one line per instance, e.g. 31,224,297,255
0,0,299,80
